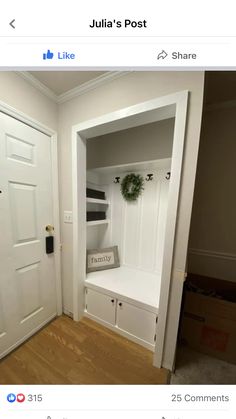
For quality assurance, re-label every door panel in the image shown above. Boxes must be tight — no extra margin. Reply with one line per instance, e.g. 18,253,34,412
0,112,57,358
117,300,156,344
16,261,43,322
13,241,40,269
6,134,35,165
9,182,37,243
85,288,116,325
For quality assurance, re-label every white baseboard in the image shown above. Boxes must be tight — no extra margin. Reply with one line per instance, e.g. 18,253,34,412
63,308,73,318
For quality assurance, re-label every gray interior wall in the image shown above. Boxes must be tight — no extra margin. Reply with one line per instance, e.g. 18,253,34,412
87,118,175,169
0,72,57,130
188,105,236,282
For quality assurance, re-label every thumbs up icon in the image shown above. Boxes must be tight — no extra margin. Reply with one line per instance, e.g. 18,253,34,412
43,50,54,60
7,393,16,403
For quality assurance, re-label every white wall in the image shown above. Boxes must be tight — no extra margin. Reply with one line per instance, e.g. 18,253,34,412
188,105,236,282
87,119,174,169
0,72,57,130
58,71,205,322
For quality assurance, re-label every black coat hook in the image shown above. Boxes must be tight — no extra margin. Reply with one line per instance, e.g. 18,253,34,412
166,172,171,180
146,173,154,181
114,176,120,184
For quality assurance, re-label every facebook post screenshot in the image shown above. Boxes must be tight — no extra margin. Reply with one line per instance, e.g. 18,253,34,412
0,0,235,418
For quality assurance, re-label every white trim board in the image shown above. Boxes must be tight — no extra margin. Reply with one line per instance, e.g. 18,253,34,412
75,102,176,139
189,248,236,261
0,100,55,136
72,90,189,371
90,158,172,175
0,101,62,316
16,71,130,104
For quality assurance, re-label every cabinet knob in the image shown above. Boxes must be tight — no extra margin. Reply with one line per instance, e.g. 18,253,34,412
111,299,115,303
118,302,122,307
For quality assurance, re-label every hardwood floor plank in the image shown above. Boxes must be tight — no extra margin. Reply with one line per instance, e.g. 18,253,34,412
0,315,169,384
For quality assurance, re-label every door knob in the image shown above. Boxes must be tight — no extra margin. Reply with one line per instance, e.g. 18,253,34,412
45,224,54,233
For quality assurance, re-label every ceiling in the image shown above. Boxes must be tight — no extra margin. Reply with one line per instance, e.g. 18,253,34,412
28,71,106,95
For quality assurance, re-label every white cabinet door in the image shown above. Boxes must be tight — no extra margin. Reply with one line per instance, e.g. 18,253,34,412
85,288,116,325
117,300,157,344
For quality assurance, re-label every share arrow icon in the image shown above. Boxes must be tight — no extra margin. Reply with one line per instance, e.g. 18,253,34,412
157,50,168,60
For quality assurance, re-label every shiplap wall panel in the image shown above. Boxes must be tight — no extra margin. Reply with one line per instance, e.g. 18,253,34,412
102,169,170,273
138,177,161,272
98,184,112,249
110,183,125,258
123,198,141,267
86,167,170,274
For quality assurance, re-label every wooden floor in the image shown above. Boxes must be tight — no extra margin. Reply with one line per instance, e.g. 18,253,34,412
0,315,169,384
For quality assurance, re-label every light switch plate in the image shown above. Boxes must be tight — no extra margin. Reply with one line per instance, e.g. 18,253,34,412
64,210,73,223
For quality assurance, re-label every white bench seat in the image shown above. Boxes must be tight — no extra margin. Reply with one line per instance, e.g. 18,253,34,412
85,266,161,314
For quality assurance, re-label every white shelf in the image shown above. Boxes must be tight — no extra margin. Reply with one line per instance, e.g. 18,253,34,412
86,219,110,227
86,197,109,205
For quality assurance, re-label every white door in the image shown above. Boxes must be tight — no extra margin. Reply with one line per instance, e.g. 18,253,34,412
0,112,57,359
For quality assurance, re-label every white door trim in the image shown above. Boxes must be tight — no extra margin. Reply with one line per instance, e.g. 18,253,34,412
0,100,62,316
72,91,188,369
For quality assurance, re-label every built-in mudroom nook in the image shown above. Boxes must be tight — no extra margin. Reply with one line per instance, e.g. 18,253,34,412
83,118,174,351
72,92,189,371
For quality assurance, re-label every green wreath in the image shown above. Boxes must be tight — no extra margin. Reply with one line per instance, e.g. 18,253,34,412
121,173,144,202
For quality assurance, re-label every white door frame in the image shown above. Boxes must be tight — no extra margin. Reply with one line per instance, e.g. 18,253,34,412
0,100,62,316
72,91,188,369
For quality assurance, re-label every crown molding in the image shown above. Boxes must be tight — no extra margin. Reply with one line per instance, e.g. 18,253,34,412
15,71,58,102
16,71,131,104
57,71,130,104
